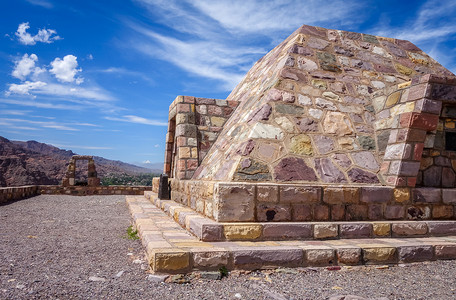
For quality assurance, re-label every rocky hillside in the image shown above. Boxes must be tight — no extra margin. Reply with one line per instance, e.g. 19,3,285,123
0,136,158,187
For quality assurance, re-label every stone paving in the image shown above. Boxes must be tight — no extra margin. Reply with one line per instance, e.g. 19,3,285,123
127,193,456,274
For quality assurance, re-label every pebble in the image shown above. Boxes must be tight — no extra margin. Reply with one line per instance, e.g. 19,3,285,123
115,271,125,278
89,276,106,282
147,274,169,283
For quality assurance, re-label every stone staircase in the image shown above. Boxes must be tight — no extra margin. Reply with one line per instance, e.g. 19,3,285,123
126,192,456,274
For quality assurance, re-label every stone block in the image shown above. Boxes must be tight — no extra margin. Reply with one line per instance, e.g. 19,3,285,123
442,190,456,204
385,205,405,219
346,205,368,221
304,248,336,266
232,247,303,268
407,206,431,220
257,185,279,203
394,188,410,203
256,204,291,222
192,249,229,269
427,221,456,235
373,223,391,236
412,188,442,203
392,223,428,236
313,205,330,221
362,247,396,264
331,204,346,221
262,223,312,240
339,223,372,238
280,186,321,203
314,224,338,239
435,245,456,259
432,205,454,219
214,184,255,222
397,245,433,263
223,224,262,240
292,204,312,221
368,204,383,220
323,187,360,204
360,187,393,203
336,247,362,265
152,250,190,273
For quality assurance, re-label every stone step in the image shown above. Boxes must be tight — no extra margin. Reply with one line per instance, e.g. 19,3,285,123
143,191,456,242
128,195,456,274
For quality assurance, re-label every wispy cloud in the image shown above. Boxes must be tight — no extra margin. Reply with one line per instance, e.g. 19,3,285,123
0,117,80,131
25,0,53,9
0,98,82,110
105,115,167,126
129,0,365,91
96,67,155,85
0,109,30,116
52,144,113,150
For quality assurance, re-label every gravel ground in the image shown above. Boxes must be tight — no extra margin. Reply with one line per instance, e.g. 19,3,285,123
1,195,456,300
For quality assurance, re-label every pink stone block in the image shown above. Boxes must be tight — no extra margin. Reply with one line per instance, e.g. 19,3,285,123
435,245,456,259
232,247,303,268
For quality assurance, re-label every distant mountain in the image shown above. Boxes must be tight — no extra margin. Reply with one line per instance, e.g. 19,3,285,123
0,136,159,187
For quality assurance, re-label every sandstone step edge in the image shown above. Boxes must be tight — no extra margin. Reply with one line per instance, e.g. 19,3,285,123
127,195,456,274
143,191,456,242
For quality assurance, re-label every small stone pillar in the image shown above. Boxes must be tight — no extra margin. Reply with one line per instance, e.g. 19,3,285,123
158,174,170,199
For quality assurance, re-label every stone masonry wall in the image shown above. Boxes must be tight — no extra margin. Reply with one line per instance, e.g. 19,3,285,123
0,185,151,203
193,25,453,185
164,96,239,180
0,186,39,204
170,178,456,222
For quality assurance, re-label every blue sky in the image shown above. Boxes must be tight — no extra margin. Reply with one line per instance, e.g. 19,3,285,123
1,0,455,166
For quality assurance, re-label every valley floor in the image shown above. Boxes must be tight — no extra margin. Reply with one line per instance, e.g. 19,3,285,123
1,195,456,299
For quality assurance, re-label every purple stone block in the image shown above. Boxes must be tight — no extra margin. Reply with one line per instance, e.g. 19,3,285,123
398,245,433,263
339,223,372,238
427,221,456,235
413,188,442,203
360,187,393,203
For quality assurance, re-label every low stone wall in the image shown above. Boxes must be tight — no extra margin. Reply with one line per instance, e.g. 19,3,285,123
0,186,40,204
39,185,151,196
170,178,456,222
0,185,151,204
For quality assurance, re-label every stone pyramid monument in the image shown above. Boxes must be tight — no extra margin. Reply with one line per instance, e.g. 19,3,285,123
162,24,456,223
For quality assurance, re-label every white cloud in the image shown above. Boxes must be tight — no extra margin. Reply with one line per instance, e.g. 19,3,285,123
7,81,47,96
12,54,45,80
16,22,61,45
50,55,83,84
105,115,167,126
25,0,53,9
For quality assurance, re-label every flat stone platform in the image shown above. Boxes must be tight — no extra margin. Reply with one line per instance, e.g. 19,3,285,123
128,194,456,274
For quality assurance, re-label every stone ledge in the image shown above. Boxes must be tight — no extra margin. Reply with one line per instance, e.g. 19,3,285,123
144,191,456,242
127,194,456,274
169,180,456,222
